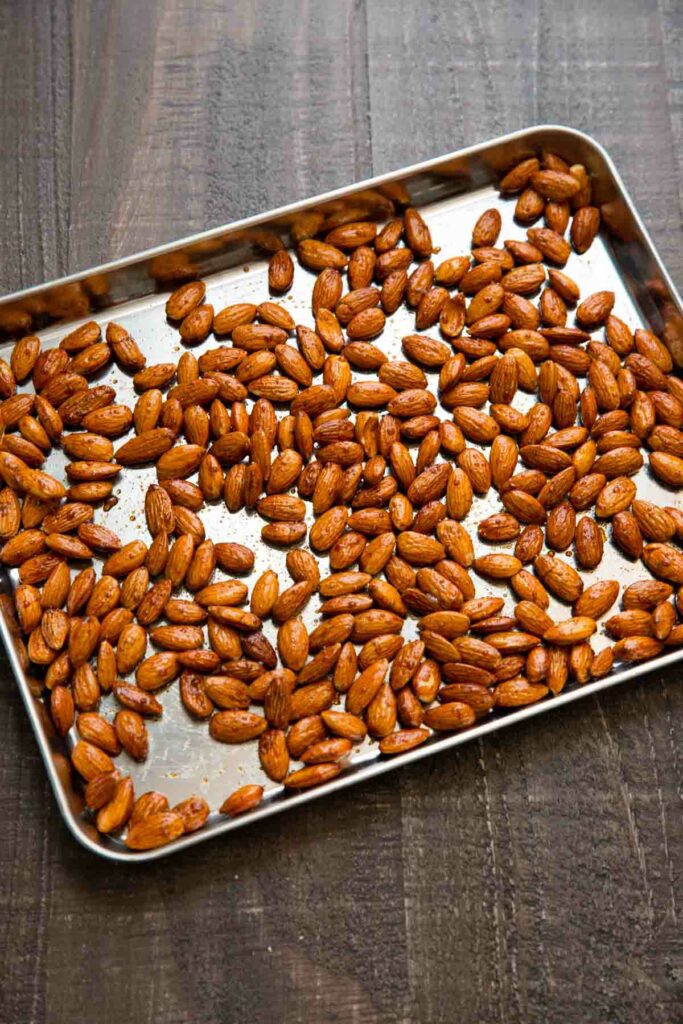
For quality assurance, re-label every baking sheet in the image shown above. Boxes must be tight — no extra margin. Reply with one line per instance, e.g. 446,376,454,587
1,125,682,860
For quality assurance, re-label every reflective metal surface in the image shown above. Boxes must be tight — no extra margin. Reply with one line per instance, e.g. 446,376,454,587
1,125,682,861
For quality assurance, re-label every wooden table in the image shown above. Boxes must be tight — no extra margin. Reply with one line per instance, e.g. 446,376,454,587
1,3,681,1021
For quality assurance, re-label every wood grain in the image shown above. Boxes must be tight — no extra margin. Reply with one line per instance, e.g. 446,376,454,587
0,2,681,1023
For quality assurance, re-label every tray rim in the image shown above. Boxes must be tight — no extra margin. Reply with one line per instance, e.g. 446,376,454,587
3,122,683,863
3,123,680,314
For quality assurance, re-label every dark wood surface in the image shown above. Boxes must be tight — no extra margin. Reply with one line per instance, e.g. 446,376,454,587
1,2,682,1022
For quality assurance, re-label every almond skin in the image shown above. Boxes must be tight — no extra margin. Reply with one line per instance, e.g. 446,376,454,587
612,637,664,662
500,157,540,194
268,250,294,293
472,208,502,247
209,710,267,743
424,703,476,730
114,710,149,761
220,785,264,817
574,516,604,569
544,616,597,645
379,728,430,755
283,763,342,789
125,812,185,850
574,580,619,619
534,554,583,602
531,170,581,201
494,679,549,707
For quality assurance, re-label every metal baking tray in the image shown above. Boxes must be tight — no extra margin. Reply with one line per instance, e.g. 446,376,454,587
2,124,682,862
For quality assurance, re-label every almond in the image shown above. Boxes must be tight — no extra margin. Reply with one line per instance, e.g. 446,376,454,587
531,170,581,201
283,763,341,789
595,476,637,517
494,679,549,707
173,795,210,834
268,250,294,293
574,516,604,568
114,710,149,761
96,776,135,834
605,610,654,639
544,616,596,645
624,580,674,610
258,729,290,781
424,703,476,731
472,208,502,247
500,157,540,194
379,729,430,755
642,543,683,584
527,227,570,265
571,206,600,253
534,553,583,602
165,281,205,321
125,811,184,850
649,451,683,487
298,239,347,271
220,785,264,817
612,636,663,662
209,709,267,743
574,579,619,618
612,510,641,561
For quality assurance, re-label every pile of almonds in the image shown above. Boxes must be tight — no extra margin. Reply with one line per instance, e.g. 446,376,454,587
3,149,683,853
